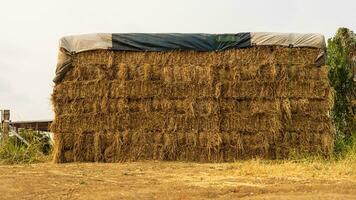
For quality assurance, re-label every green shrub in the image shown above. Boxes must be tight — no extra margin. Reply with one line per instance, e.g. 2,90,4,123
0,129,52,164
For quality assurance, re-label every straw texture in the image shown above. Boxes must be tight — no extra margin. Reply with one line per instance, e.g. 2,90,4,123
52,46,334,162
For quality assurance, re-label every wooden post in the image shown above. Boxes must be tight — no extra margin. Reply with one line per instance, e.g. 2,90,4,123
1,110,10,141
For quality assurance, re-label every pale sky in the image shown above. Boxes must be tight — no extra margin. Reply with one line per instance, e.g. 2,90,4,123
0,0,355,121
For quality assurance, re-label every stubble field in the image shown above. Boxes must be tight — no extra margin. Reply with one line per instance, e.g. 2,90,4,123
0,159,355,200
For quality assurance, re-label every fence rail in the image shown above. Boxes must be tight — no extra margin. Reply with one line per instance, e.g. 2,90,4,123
10,120,52,132
1,110,52,132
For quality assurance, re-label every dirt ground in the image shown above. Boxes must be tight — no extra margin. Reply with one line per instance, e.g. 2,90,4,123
0,160,355,200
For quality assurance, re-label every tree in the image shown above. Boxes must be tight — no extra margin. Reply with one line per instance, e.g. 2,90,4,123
326,28,355,156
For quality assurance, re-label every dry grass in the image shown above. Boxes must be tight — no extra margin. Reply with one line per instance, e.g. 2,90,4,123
0,159,355,199
222,159,355,180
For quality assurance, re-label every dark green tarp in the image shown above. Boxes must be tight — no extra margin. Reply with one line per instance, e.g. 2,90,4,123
111,33,251,51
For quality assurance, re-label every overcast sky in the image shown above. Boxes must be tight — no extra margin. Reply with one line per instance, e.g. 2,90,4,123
0,0,355,121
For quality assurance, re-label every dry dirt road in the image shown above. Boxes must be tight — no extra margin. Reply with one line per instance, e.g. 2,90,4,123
0,160,355,200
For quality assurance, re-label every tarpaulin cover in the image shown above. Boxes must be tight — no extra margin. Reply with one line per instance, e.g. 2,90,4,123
54,32,326,83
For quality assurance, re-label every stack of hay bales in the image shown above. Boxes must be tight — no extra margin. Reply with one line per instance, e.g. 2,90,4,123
51,33,334,162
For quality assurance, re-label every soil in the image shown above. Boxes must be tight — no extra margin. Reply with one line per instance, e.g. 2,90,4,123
0,161,355,200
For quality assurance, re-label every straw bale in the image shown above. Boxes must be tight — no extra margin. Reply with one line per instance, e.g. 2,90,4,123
52,46,334,162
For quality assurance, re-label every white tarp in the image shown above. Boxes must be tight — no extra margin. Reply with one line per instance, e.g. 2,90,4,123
251,32,326,49
60,33,112,53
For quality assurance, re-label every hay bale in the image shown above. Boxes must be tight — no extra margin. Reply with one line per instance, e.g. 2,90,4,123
52,38,334,162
